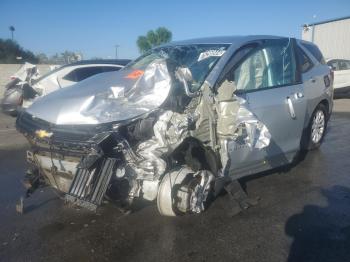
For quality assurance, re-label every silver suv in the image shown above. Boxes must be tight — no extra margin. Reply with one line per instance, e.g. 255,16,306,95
17,36,333,216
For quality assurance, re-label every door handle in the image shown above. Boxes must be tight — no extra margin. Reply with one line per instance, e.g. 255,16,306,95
310,78,316,83
286,97,296,119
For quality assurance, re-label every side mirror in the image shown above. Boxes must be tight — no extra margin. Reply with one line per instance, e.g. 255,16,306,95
175,67,199,97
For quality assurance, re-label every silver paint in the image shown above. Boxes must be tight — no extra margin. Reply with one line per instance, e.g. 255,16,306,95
26,59,172,125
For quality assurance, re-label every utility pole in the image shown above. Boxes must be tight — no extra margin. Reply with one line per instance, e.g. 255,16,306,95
115,45,120,59
9,26,15,40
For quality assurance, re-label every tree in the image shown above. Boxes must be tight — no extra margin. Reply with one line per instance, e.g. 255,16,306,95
36,53,49,64
60,51,82,64
48,53,64,64
136,27,172,54
0,38,38,64
9,26,15,40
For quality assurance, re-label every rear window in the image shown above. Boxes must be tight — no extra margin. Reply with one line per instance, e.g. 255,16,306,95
301,42,326,64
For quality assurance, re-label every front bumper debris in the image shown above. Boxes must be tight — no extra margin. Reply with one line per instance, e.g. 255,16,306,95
65,157,116,211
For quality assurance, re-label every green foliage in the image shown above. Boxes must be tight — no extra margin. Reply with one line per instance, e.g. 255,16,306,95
136,36,152,54
0,38,83,65
136,27,172,54
36,53,49,64
0,38,38,64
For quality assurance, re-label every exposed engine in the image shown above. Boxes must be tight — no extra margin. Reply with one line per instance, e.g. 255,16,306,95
16,45,271,216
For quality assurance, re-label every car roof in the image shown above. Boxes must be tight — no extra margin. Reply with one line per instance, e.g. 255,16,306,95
162,35,287,46
66,59,131,67
35,59,131,83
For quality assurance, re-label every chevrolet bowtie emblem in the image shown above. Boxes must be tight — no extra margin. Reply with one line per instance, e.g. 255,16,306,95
35,129,53,139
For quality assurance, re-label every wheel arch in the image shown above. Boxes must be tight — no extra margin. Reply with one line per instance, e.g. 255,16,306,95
319,99,330,119
169,137,221,176
301,100,329,150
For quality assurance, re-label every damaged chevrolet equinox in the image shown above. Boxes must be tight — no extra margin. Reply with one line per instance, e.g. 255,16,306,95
17,36,333,216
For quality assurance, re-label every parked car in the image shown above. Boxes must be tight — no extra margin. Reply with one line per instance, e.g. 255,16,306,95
1,63,40,116
327,59,350,98
1,59,131,115
16,36,333,216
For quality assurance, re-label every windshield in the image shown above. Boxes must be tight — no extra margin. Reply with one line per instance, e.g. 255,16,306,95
127,44,229,92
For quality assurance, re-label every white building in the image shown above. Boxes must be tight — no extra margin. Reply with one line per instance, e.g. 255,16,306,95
302,16,350,60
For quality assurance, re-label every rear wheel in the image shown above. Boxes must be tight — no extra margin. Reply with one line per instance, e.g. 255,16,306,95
303,103,328,150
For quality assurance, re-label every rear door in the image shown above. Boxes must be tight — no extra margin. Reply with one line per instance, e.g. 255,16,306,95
227,38,307,175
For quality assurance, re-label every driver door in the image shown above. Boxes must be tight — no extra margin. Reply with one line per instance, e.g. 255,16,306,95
225,38,307,177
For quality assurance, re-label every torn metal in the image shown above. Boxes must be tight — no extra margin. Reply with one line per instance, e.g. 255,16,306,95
17,42,272,216
1,63,40,115
26,59,172,125
11,62,40,82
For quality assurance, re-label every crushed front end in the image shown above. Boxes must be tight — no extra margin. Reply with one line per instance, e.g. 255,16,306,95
16,111,164,210
16,43,272,216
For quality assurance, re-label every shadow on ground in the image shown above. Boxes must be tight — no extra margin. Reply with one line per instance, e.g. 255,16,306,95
286,185,350,262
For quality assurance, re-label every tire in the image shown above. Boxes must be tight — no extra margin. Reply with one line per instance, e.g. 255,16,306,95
157,167,214,216
302,103,328,150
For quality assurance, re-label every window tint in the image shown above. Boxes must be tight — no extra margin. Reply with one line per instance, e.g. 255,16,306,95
296,47,313,73
301,42,326,64
63,67,103,82
327,60,339,71
339,60,350,70
233,39,297,92
62,70,78,82
101,66,121,73
219,44,257,83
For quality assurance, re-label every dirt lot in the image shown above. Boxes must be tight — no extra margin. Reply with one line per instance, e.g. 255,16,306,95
0,64,51,99
0,99,349,262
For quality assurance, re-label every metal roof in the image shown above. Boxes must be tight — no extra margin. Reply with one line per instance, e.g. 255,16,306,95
67,59,132,66
163,35,286,46
305,15,350,26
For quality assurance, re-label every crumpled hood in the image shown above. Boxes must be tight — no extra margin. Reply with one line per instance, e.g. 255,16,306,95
26,59,172,125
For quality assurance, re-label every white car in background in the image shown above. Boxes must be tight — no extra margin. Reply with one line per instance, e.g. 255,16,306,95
1,59,131,114
327,59,350,98
22,59,131,108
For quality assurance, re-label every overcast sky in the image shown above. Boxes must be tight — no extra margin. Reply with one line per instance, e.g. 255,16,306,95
0,0,349,59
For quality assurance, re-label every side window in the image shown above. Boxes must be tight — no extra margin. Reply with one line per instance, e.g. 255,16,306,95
233,39,297,92
63,67,104,82
345,60,350,70
101,66,121,73
301,43,326,64
73,67,103,81
339,60,350,70
296,46,313,73
327,60,340,71
62,70,78,82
